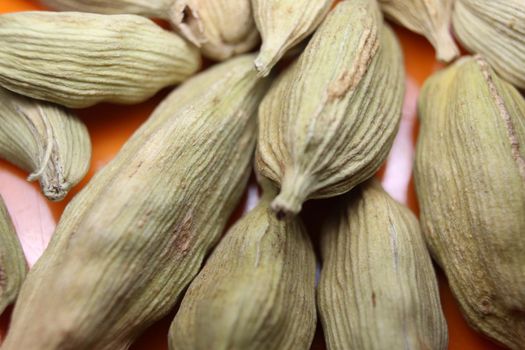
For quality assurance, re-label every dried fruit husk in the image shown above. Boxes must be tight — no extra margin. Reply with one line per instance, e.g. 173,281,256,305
169,0,259,61
0,87,91,201
0,196,27,316
169,183,316,350
1,54,270,350
0,11,201,108
256,0,404,217
415,55,525,349
40,0,171,18
452,0,525,89
318,180,448,350
251,0,332,77
378,0,459,62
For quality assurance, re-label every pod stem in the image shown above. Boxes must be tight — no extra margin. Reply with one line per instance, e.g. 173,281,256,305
270,170,311,219
254,40,287,78
434,27,460,63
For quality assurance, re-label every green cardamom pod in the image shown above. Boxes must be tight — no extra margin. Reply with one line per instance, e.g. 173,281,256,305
0,11,201,108
415,56,525,349
0,196,27,316
0,87,91,201
318,180,448,350
2,54,270,350
169,0,260,61
40,0,172,18
378,0,459,62
256,0,404,217
452,0,525,89
251,0,332,77
169,181,316,350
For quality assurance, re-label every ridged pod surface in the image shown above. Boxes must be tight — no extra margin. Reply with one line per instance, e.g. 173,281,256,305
452,0,525,89
169,184,316,350
40,0,172,18
251,0,331,76
0,11,201,108
170,0,259,61
0,87,91,201
256,0,404,217
0,196,26,316
415,56,525,349
318,180,447,350
1,55,270,350
378,0,459,62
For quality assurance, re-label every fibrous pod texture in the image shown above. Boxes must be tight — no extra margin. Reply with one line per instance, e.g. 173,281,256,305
0,87,91,201
0,11,201,108
1,54,269,350
415,56,525,349
256,0,404,217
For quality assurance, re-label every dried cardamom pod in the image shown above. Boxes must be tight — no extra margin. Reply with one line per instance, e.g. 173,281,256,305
378,0,459,62
415,56,525,349
40,0,171,18
0,196,27,316
0,11,201,109
251,0,332,77
169,182,316,350
169,0,259,61
318,180,448,350
0,87,91,201
256,0,404,217
2,54,270,350
452,0,524,89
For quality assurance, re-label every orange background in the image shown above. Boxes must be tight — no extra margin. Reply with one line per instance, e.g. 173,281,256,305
0,1,506,349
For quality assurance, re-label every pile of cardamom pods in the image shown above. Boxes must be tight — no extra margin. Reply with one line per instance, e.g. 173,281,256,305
0,0,523,349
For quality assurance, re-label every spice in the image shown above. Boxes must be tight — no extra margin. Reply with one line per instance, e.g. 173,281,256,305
0,11,201,108
169,181,316,350
0,87,91,201
318,180,447,350
170,0,259,61
378,0,459,62
415,56,525,349
251,0,331,77
452,0,525,89
256,0,404,217
1,55,270,350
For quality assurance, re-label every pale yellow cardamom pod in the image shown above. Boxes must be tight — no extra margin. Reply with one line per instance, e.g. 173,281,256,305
0,196,27,316
256,0,404,218
169,182,316,350
0,87,91,201
169,0,260,61
40,0,172,18
251,0,332,77
0,11,201,108
415,55,525,349
318,180,448,350
378,0,459,62
452,0,525,89
2,54,271,350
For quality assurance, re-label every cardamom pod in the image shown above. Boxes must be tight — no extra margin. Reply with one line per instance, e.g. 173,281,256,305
1,54,270,350
318,180,448,350
40,0,171,18
0,11,201,108
378,0,459,62
452,0,525,89
0,196,27,316
0,87,91,201
169,182,316,350
251,0,331,77
169,0,259,61
415,56,525,349
255,0,404,217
